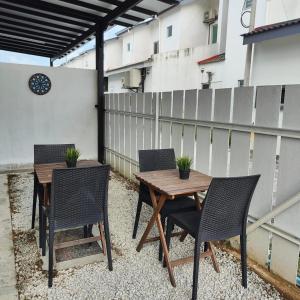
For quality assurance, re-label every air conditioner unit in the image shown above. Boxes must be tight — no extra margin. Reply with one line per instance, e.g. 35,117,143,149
121,69,141,88
203,9,217,23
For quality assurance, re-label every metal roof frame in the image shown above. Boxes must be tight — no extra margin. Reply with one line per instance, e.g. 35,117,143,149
0,0,180,164
0,0,180,61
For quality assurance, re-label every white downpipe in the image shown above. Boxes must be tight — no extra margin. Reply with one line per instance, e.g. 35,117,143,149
155,92,160,148
244,0,257,86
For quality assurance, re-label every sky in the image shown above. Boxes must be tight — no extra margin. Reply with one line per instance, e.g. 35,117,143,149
0,26,124,67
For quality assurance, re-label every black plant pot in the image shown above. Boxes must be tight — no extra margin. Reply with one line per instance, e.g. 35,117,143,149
179,169,190,180
66,160,77,168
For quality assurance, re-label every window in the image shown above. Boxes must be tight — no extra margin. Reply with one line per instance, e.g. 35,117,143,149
167,25,173,37
244,0,252,9
210,23,218,44
153,41,159,54
127,43,131,52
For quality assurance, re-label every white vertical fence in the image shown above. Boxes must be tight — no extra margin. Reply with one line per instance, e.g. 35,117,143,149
104,86,300,285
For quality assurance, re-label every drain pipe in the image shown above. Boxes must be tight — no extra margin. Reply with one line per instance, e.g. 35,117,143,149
243,0,257,86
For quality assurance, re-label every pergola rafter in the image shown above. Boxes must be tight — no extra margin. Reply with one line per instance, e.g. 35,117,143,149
0,0,179,59
0,0,181,162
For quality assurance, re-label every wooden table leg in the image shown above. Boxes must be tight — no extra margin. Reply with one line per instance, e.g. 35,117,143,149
136,193,166,252
98,223,106,256
208,242,220,273
43,184,48,206
193,192,202,211
136,188,176,287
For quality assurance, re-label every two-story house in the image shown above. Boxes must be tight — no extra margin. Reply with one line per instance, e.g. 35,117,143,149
243,0,300,86
64,0,250,92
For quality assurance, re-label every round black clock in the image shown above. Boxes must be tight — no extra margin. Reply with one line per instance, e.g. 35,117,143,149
28,73,51,95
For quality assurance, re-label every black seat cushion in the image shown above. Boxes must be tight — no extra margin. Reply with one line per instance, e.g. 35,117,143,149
169,211,202,238
140,190,197,217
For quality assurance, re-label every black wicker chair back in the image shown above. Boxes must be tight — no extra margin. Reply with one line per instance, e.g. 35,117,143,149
165,174,260,300
139,148,176,172
31,144,75,235
49,165,109,231
138,148,176,196
46,165,112,287
199,175,260,241
34,144,75,164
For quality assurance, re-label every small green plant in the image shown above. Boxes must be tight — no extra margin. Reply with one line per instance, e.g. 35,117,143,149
176,156,192,171
65,147,80,167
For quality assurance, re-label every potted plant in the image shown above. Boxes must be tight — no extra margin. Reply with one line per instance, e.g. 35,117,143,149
65,147,80,168
176,156,192,180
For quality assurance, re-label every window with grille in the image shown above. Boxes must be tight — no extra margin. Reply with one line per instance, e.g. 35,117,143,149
211,23,218,44
167,25,173,37
154,41,159,54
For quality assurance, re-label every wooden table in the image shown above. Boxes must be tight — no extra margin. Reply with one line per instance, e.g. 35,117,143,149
34,160,101,205
135,169,213,287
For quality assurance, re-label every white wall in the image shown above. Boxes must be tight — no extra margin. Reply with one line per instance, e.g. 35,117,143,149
251,35,300,86
221,0,248,87
148,44,224,92
108,72,128,93
266,0,300,24
121,25,153,66
105,38,123,71
65,50,95,69
158,0,217,53
0,63,98,167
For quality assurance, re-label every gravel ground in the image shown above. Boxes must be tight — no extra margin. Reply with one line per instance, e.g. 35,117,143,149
7,172,282,300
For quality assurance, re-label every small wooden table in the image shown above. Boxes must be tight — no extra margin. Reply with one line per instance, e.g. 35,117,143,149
34,160,101,205
135,169,213,287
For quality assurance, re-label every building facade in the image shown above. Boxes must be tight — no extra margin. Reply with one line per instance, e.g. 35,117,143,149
64,0,300,90
247,0,300,86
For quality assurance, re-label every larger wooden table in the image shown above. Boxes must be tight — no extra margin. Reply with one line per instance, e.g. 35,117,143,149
135,169,213,287
34,160,101,185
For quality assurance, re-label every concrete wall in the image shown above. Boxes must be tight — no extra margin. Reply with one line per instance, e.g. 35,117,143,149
0,63,98,167
65,50,95,69
105,38,123,71
148,44,223,92
107,72,128,93
266,0,300,24
251,35,300,86
121,25,153,66
221,0,248,87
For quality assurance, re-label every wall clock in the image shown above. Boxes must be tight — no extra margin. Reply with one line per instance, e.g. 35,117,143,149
28,73,51,95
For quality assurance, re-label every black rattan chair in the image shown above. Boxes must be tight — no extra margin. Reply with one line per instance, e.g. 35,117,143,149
32,144,75,247
41,165,113,287
133,148,197,261
165,175,260,300
32,144,75,229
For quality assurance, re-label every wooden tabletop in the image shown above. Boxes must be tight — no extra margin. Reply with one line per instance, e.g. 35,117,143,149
135,169,212,198
34,160,101,184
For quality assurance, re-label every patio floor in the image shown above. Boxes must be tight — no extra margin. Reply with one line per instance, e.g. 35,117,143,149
3,171,282,299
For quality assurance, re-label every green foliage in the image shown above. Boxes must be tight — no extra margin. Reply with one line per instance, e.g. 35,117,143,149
65,147,80,162
176,156,192,171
